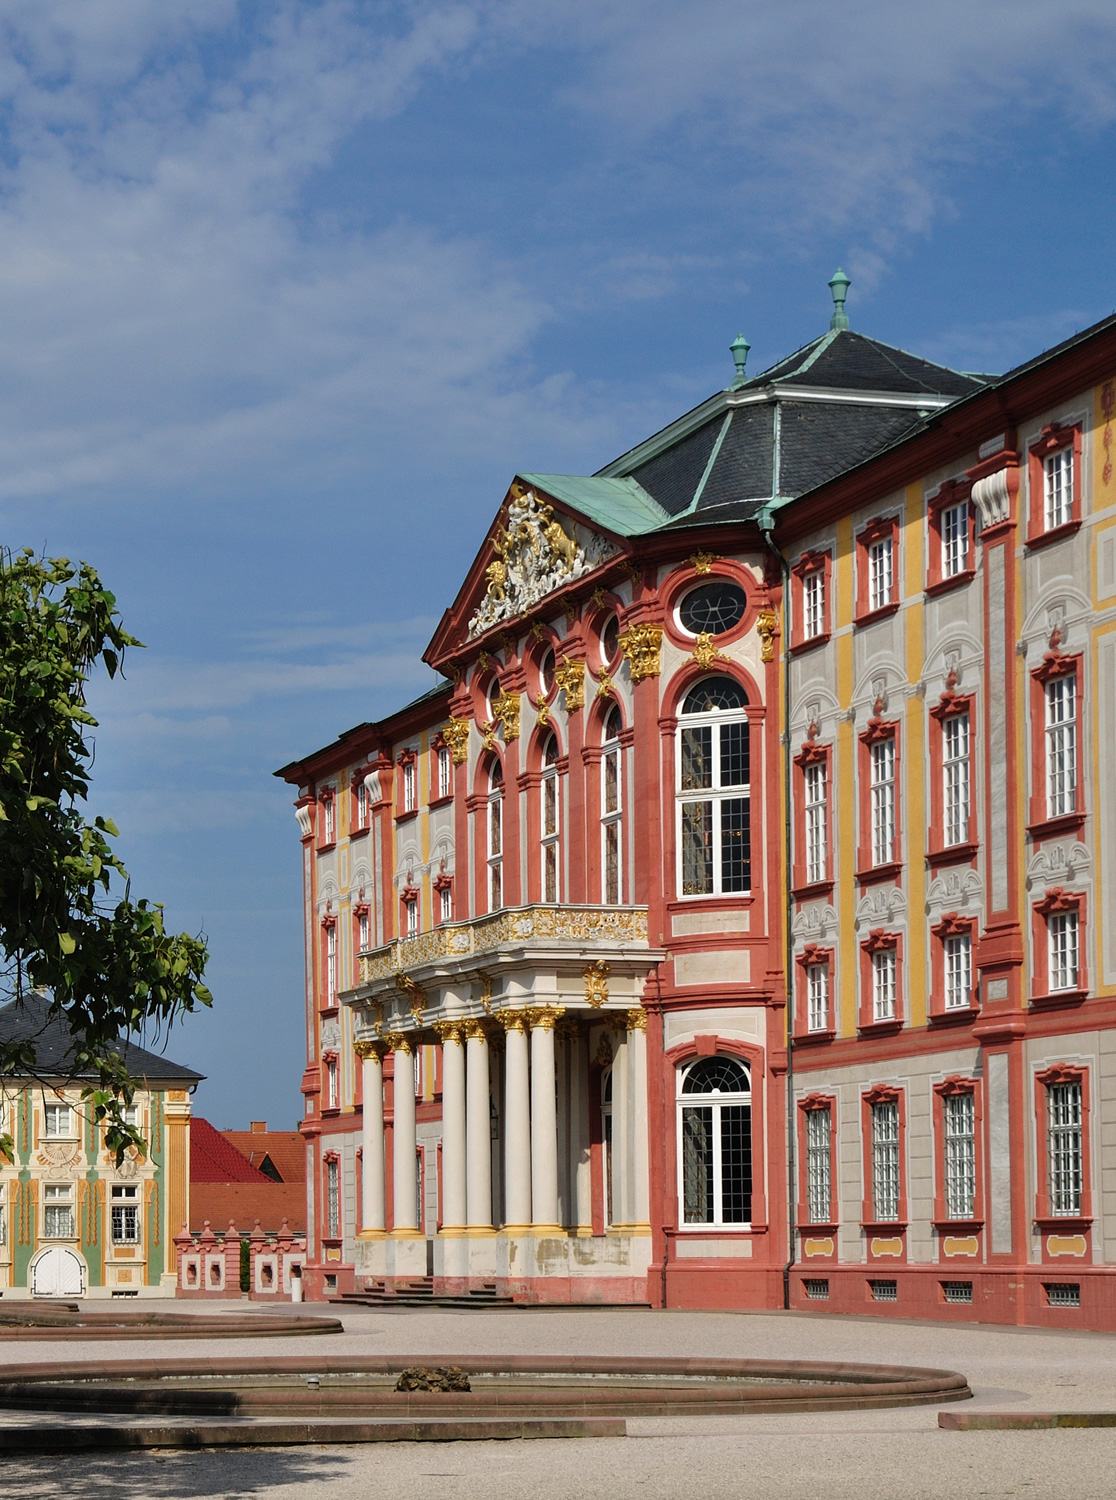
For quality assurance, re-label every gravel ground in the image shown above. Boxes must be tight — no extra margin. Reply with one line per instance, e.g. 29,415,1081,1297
1,1303,1115,1498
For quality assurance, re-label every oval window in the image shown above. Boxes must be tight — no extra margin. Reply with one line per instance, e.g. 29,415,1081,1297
678,581,747,636
601,614,620,664
539,647,556,696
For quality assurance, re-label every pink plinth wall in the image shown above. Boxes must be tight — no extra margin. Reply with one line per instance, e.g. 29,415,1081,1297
174,1218,307,1300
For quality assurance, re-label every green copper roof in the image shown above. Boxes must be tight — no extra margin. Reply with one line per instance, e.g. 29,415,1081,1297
516,473,670,536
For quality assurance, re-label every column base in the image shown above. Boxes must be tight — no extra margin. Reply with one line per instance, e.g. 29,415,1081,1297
357,1229,387,1240
461,1226,499,1238
388,1228,424,1240
529,1224,565,1236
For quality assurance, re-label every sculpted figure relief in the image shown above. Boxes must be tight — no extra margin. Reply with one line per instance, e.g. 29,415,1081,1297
468,488,615,638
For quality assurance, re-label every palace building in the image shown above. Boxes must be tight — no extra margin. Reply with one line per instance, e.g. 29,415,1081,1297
276,275,1116,1328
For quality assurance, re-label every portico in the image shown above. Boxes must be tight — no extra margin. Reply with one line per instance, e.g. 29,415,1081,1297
342,904,662,1301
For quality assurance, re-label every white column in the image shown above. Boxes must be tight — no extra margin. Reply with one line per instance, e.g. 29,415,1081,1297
571,1024,594,1233
357,1042,386,1232
627,1011,650,1231
502,1014,532,1230
437,1024,467,1230
530,1008,562,1231
465,1023,493,1230
611,1022,630,1228
390,1036,418,1233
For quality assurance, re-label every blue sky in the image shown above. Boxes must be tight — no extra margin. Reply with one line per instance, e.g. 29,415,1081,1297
2,1,1114,1127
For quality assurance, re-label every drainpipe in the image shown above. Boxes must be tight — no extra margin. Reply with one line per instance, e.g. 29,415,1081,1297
756,500,796,1312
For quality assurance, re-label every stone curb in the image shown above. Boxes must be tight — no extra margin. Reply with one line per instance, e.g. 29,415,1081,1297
939,1411,1116,1430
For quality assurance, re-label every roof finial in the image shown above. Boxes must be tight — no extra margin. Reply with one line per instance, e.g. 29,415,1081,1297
729,333,750,389
828,268,850,331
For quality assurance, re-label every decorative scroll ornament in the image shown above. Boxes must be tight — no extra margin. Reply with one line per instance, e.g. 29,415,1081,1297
479,719,498,753
442,717,470,766
756,609,779,662
431,1021,464,1046
554,660,585,711
626,1007,647,1032
499,1009,529,1033
534,692,551,728
690,632,725,671
383,1030,413,1054
618,624,663,683
294,805,312,839
394,971,426,1023
491,689,521,742
583,957,611,1008
595,665,614,699
354,1038,389,1061
689,551,716,574
526,1004,566,1032
468,488,616,638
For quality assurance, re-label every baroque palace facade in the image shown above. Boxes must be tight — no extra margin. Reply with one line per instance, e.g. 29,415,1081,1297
277,276,1116,1328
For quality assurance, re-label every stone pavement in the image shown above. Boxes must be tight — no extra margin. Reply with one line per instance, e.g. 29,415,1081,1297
2,1303,1116,1498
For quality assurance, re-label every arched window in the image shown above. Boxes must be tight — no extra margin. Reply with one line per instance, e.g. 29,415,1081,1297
677,676,750,896
541,733,560,902
601,704,623,904
677,1055,752,1226
487,761,504,911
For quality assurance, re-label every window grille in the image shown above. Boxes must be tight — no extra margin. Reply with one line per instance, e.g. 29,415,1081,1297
678,678,750,896
943,1091,976,1219
870,737,896,866
869,1278,898,1302
803,1278,829,1300
806,963,829,1034
805,1106,831,1224
1045,674,1077,819
1048,910,1079,992
941,502,968,578
804,760,827,884
437,746,452,799
111,1185,140,1245
43,1184,74,1239
541,734,560,903
1047,1080,1083,1216
1044,446,1073,530
1045,1282,1081,1307
941,1281,973,1304
678,1056,752,1227
601,706,623,904
325,1158,340,1239
942,711,970,846
868,535,893,612
944,932,972,1010
872,948,897,1023
870,1100,900,1221
803,568,825,639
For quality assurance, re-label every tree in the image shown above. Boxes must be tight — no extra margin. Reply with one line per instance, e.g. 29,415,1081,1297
0,548,211,1160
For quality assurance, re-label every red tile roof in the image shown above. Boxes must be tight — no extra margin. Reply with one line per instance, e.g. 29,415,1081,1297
222,1130,305,1185
190,1117,269,1183
190,1181,306,1235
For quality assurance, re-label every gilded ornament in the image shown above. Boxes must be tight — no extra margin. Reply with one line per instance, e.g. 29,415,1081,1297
395,971,426,1023
530,621,546,642
555,1017,581,1042
491,689,521,742
618,623,663,683
354,1039,389,1061
595,665,613,699
432,1021,464,1046
756,609,779,663
554,661,585,711
462,1018,490,1042
480,719,498,753
626,1007,648,1032
689,551,716,575
690,632,725,671
442,717,470,766
534,692,551,728
526,1004,566,1032
499,1009,529,1033
594,1033,613,1066
583,957,611,1008
383,1031,413,1054
592,587,609,609
477,651,490,670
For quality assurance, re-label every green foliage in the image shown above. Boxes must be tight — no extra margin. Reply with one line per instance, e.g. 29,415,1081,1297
239,1234,251,1294
0,549,211,1159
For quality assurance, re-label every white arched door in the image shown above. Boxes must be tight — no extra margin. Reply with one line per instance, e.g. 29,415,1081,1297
31,1246,86,1298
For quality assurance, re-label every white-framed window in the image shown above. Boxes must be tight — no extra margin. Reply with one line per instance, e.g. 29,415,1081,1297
1045,674,1077,820
355,777,368,827
1048,909,1080,992
868,535,893,612
541,732,560,903
43,1183,74,1239
487,762,504,911
120,1103,140,1128
402,759,416,813
803,567,825,639
44,1103,72,1139
805,1106,832,1225
111,1184,141,1244
943,1092,976,1220
941,502,968,578
944,932,972,1010
321,793,335,845
872,947,897,1023
1047,1080,1083,1216
1044,446,1074,531
325,923,337,1003
438,883,453,924
677,677,750,897
325,1057,339,1110
404,896,419,938
870,736,896,866
806,963,829,1033
437,745,452,799
0,1183,6,1247
804,760,827,885
601,705,623,905
677,1056,752,1227
870,1099,900,1222
357,908,370,952
325,1158,340,1238
942,711,970,847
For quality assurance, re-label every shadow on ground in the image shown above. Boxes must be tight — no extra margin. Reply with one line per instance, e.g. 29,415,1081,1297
0,1446,353,1499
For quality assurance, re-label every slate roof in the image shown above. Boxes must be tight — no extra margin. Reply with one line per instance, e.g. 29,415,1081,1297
0,995,203,1084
